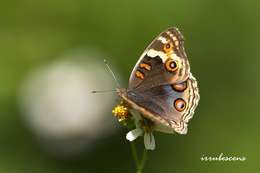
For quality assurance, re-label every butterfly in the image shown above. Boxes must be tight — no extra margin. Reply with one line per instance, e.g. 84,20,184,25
116,27,200,135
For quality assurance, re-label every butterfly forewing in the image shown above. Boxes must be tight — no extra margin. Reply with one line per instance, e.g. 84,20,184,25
129,27,190,90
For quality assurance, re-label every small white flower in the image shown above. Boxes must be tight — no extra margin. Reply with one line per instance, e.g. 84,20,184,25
126,128,143,141
144,132,155,150
126,109,156,150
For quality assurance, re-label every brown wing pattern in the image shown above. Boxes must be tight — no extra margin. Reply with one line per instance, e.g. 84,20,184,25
129,27,190,90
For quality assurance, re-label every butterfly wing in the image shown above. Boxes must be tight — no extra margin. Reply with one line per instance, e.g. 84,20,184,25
122,27,199,133
124,73,199,134
129,27,190,90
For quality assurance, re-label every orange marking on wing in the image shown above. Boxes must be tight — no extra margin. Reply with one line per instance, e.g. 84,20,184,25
140,63,151,71
135,70,144,80
165,58,178,72
172,81,187,92
163,41,174,54
174,98,186,112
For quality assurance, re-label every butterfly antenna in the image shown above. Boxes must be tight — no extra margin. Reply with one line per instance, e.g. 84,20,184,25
103,59,121,88
91,59,120,94
91,89,117,94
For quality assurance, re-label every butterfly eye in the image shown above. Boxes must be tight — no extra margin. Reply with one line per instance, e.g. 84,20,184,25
165,58,178,72
163,42,174,52
174,98,186,112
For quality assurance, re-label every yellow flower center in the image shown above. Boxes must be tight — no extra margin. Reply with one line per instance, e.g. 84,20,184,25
112,104,129,121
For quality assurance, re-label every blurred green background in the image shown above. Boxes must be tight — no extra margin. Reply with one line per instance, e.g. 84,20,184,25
0,0,259,172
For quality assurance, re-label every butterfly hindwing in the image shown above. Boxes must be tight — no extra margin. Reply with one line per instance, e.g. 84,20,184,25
124,73,199,134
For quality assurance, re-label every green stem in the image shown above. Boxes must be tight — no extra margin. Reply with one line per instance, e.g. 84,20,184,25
129,142,148,173
130,141,139,169
137,149,148,173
